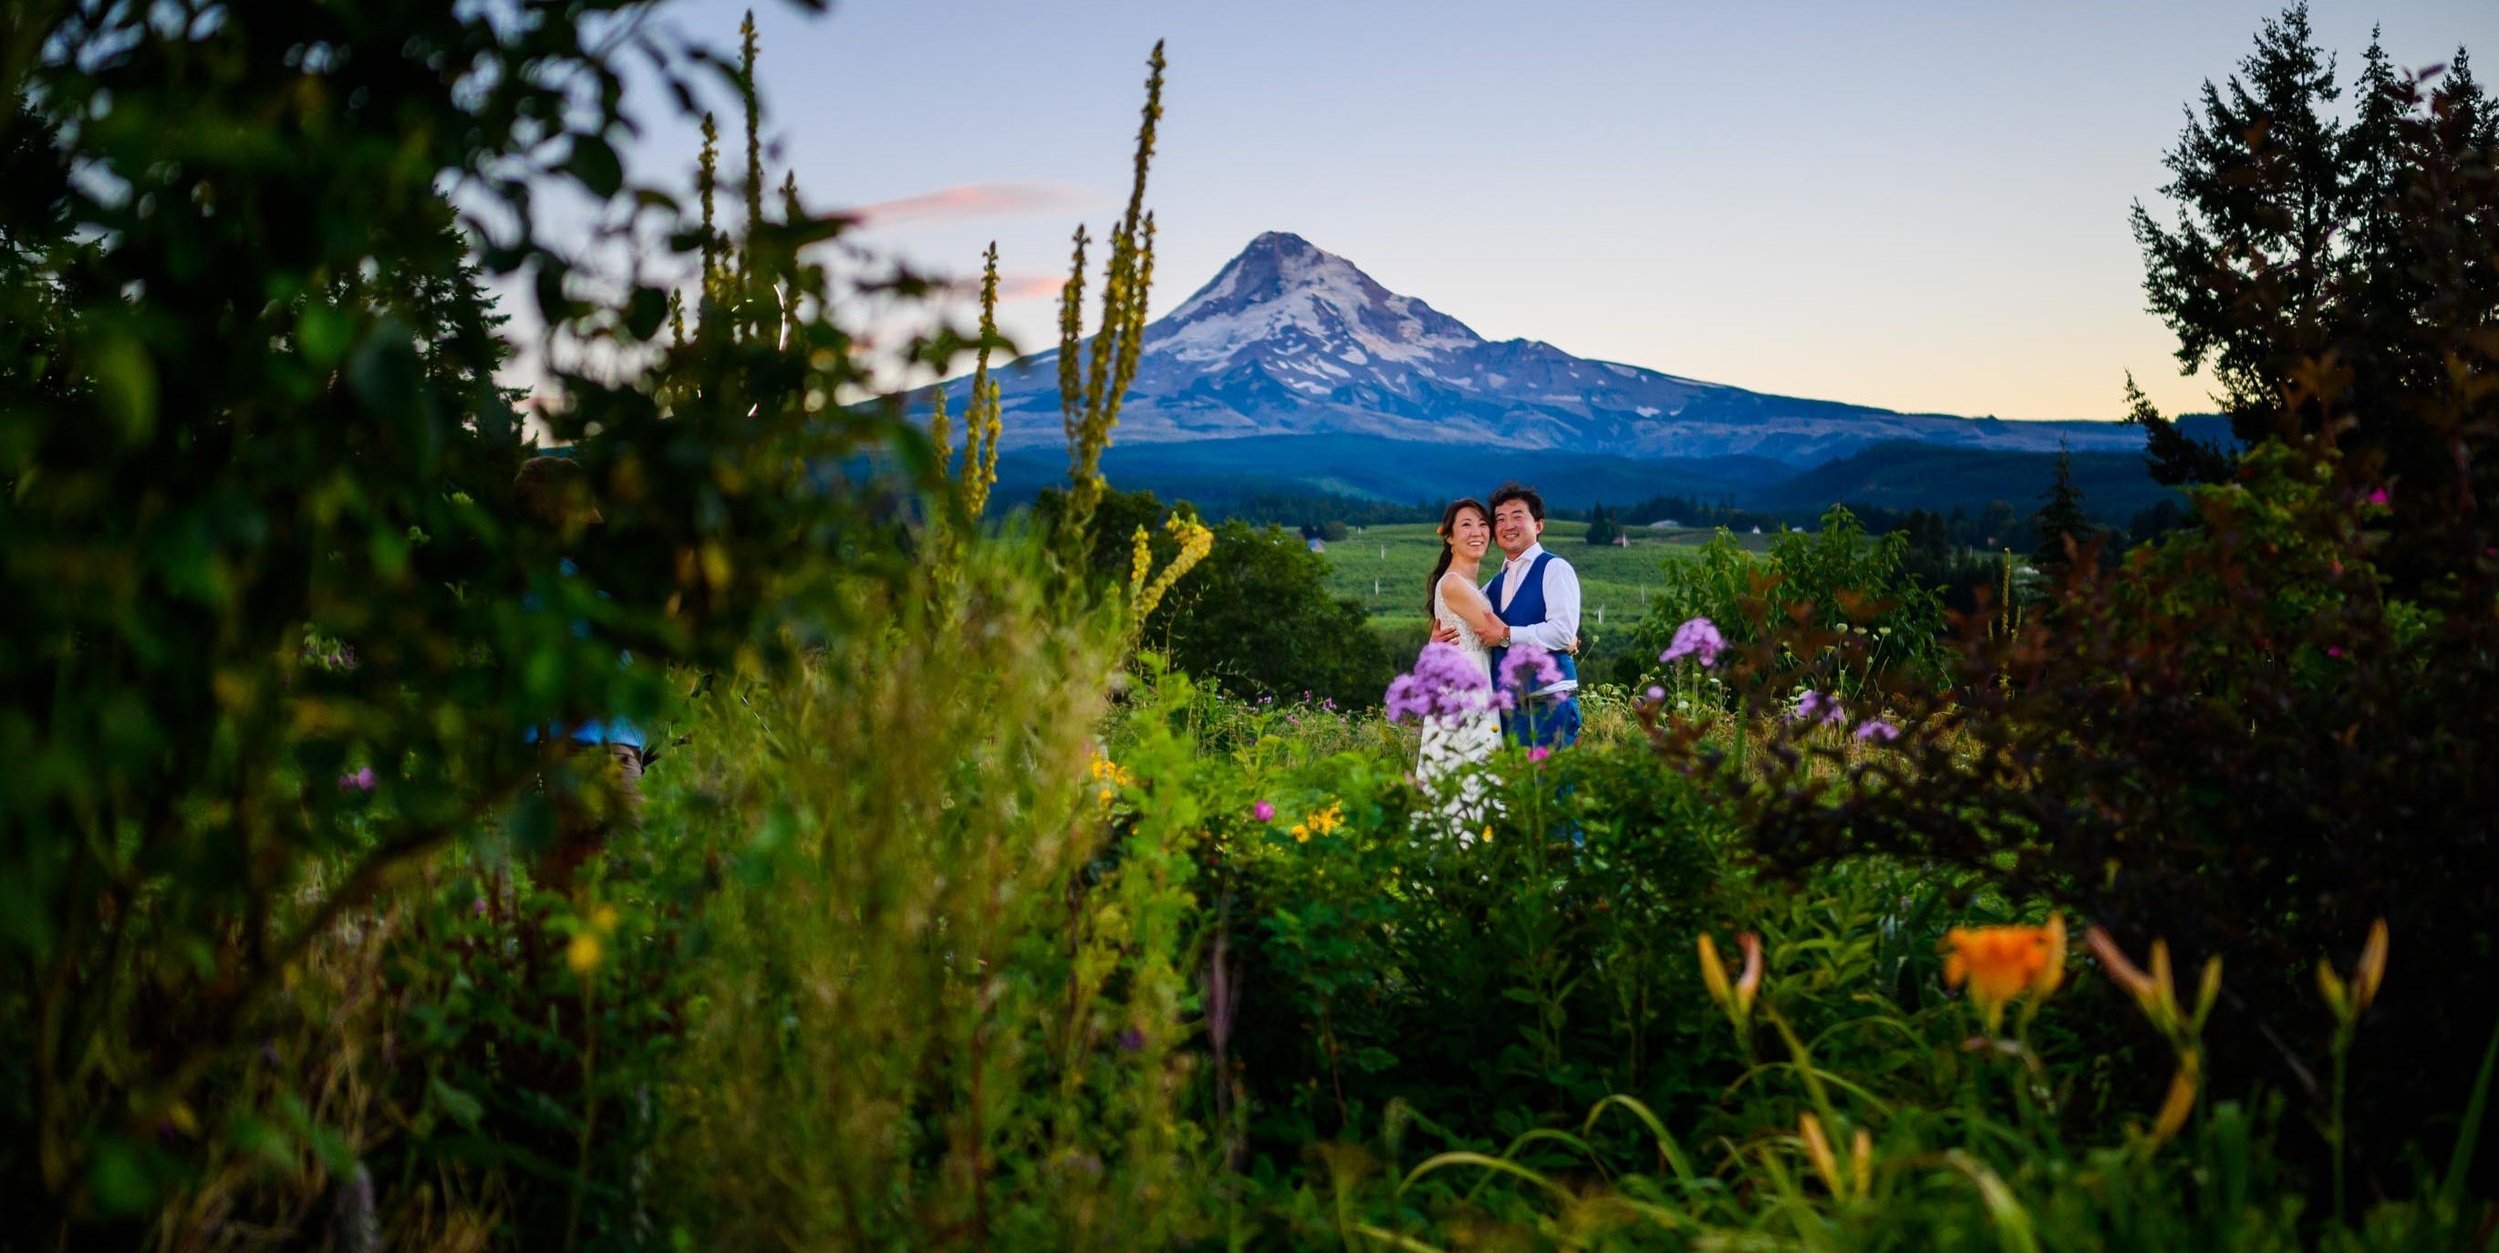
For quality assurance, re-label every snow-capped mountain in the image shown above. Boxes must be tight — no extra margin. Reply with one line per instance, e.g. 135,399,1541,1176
969,231,2146,467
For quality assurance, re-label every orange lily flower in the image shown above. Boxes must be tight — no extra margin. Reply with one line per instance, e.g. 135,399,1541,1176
1941,916,2065,1032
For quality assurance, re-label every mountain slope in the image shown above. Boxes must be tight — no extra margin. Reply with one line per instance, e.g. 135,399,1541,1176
962,231,2149,466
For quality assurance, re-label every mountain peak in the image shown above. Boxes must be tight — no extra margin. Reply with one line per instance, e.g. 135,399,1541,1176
1153,231,1482,366
1243,229,1317,253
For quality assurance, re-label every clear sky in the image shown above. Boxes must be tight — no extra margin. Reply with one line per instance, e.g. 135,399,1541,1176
609,0,2497,422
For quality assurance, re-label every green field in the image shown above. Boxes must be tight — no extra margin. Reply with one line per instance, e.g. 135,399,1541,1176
1317,521,1774,657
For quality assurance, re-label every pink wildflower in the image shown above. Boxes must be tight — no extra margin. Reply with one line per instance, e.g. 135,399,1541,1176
1385,643,1499,723
338,766,377,793
1253,800,1276,823
1792,691,1845,726
1501,643,1562,697
1528,746,1551,763
1662,617,1726,667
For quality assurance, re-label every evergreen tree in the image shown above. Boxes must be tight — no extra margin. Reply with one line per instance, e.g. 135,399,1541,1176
2127,5,2497,592
2032,445,2096,574
2130,3,2345,437
1585,502,1621,546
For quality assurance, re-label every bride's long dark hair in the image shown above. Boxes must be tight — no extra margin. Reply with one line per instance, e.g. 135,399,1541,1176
1426,497,1490,618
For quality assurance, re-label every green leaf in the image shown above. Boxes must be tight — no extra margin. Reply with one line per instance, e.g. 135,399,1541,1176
91,333,157,442
430,1077,486,1129
87,1137,157,1215
564,133,624,198
626,285,669,340
298,304,353,367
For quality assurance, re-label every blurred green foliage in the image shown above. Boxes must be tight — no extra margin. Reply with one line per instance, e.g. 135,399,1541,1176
0,0,928,1232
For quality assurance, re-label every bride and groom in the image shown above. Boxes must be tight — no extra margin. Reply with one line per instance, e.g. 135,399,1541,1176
1417,483,1582,804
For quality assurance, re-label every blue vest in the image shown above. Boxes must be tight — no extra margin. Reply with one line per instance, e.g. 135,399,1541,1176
1489,551,1578,692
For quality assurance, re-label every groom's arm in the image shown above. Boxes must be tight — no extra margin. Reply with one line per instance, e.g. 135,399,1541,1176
1508,559,1580,653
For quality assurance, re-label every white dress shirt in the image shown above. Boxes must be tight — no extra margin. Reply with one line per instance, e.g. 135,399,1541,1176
1493,542,1580,696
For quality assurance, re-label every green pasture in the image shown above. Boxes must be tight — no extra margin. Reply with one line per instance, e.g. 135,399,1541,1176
1319,520,1772,648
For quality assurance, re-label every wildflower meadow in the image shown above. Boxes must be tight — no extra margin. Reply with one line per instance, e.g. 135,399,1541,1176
4,3,2498,1251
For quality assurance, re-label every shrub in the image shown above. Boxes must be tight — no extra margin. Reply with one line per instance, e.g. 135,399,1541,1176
1668,443,2499,1197
1045,486,1400,707
653,541,1215,1247
1184,733,1747,1156
1624,505,1949,699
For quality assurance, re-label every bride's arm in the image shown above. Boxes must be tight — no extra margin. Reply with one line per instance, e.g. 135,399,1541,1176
1439,574,1510,646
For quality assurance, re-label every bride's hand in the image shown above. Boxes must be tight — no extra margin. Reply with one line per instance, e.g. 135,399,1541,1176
1430,623,1461,646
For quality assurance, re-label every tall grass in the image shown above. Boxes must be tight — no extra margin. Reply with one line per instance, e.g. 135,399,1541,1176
650,536,1212,1248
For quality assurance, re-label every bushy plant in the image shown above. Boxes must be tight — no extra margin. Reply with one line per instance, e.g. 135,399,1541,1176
1175,732,1746,1158
1667,441,2499,1201
0,2,932,1230
1624,505,1949,700
1047,486,1401,707
650,539,1217,1248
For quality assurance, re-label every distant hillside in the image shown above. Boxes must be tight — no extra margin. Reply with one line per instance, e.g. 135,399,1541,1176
992,435,1794,513
1747,441,2182,524
994,432,2200,527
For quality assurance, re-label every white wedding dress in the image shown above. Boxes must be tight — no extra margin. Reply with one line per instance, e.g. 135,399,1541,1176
1417,584,1504,834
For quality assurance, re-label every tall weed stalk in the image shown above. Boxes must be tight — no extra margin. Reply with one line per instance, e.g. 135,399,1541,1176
651,539,1208,1247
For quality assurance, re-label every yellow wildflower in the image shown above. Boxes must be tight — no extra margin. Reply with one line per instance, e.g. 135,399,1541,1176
1696,932,1763,1030
591,904,620,934
1291,823,1310,843
567,931,604,974
2087,924,2219,1037
2353,918,2389,1012
1800,1112,1844,1197
2318,917,2390,1022
1307,800,1343,836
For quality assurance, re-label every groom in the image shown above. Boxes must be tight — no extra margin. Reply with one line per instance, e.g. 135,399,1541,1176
1435,481,1582,748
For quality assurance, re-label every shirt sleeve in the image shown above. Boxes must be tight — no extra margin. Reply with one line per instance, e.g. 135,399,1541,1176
1511,557,1581,652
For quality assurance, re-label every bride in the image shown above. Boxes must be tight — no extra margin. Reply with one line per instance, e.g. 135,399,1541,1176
1415,498,1510,828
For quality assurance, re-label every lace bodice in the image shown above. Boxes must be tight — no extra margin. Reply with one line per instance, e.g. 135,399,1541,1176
1433,584,1493,669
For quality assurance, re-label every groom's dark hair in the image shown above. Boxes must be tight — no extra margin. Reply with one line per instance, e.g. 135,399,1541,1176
1488,482,1545,521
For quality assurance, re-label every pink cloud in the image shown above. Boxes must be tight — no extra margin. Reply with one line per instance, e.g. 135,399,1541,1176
992,273,1070,302
849,181,1094,226
934,271,1068,304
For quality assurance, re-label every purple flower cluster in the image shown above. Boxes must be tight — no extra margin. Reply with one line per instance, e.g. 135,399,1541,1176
1500,642,1561,696
1791,690,1845,726
337,765,377,793
1853,718,1902,743
1661,617,1726,667
1385,642,1499,723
